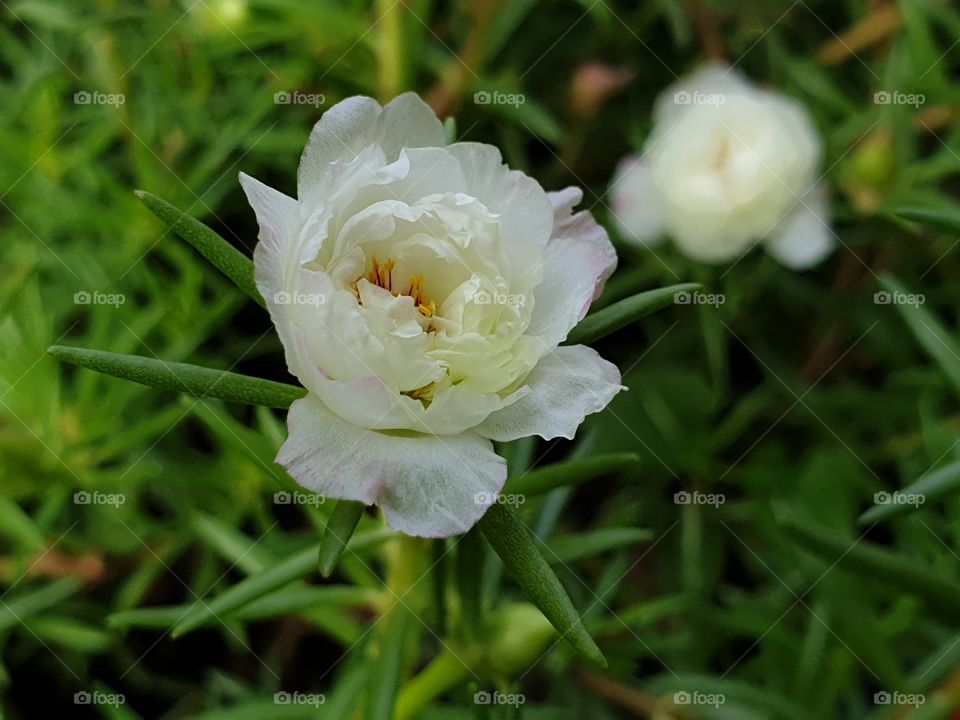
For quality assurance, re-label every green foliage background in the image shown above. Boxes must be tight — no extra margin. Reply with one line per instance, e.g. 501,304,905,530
2,0,960,717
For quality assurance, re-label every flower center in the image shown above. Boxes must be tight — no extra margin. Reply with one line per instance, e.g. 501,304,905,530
359,257,437,318
711,136,731,171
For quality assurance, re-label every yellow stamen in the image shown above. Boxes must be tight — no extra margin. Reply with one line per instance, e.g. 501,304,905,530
357,259,436,321
406,382,435,401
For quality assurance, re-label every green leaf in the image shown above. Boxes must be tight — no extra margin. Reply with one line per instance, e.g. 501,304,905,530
135,190,264,308
859,458,960,524
108,585,377,630
192,512,276,575
26,615,112,653
780,514,960,621
0,579,82,633
48,345,305,408
646,673,809,720
106,606,185,630
566,283,701,346
171,544,319,638
503,453,639,497
319,500,366,578
182,701,323,719
893,205,960,232
0,496,45,551
546,527,653,564
478,504,606,666
365,607,410,720
590,593,691,637
456,528,485,642
879,274,960,396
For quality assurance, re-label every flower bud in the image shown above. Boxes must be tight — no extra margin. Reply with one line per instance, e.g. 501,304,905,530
484,603,556,678
840,130,895,214
192,0,248,35
570,62,633,119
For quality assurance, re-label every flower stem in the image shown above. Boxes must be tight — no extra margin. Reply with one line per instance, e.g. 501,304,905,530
377,0,404,101
394,647,473,720
365,534,425,719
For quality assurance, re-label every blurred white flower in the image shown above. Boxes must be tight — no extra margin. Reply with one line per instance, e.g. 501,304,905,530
241,93,622,538
611,64,833,269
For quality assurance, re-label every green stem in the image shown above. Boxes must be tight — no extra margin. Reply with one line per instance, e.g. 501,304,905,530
365,535,425,720
377,0,404,101
394,647,473,720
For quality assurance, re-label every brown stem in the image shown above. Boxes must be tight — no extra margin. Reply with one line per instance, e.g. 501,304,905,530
576,669,661,717
685,0,726,62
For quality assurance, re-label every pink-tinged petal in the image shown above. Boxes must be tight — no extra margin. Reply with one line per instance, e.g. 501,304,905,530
609,155,667,246
764,184,833,270
278,395,506,538
475,345,624,442
526,188,618,347
297,93,445,200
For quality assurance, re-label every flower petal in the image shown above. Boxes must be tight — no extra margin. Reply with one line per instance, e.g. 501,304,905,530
475,345,624,442
278,395,507,537
239,171,301,342
652,62,751,127
526,188,618,347
445,142,554,279
764,184,833,270
609,156,667,246
298,93,445,200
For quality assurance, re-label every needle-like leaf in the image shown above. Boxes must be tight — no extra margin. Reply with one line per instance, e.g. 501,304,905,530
48,345,305,408
478,504,606,666
566,282,701,345
135,190,265,308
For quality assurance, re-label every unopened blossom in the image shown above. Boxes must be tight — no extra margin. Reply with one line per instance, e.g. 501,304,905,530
611,64,833,269
241,93,622,538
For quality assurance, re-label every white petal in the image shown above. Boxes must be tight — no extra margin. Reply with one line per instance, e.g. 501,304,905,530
239,172,298,286
297,93,444,200
764,185,834,270
239,172,302,352
609,156,667,246
278,395,506,537
653,62,751,127
377,93,447,157
445,142,553,268
475,345,624,442
526,189,618,348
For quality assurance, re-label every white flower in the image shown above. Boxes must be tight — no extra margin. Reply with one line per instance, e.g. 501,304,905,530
240,93,622,538
611,64,833,269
